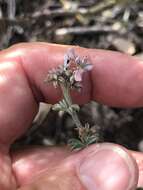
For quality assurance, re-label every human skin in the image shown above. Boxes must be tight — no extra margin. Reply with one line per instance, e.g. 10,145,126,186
0,42,143,189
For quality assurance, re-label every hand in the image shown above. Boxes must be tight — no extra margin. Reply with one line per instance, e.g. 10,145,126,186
0,42,143,190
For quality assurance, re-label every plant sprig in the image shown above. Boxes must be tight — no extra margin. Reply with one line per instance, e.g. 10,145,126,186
45,48,98,150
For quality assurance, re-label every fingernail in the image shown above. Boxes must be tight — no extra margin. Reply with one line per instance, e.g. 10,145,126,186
78,144,138,190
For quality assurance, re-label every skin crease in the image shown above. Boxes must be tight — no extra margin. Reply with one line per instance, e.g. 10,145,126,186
0,42,142,189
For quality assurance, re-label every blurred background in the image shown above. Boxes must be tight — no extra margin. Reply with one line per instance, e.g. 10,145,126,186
1,0,143,151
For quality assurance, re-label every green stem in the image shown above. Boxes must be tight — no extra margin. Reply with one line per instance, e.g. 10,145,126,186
60,83,83,128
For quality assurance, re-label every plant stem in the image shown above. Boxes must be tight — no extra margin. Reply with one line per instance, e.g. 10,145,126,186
60,83,83,128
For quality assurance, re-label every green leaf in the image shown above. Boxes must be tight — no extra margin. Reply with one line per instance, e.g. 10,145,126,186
52,99,69,112
60,99,67,108
68,138,85,151
52,103,62,111
85,135,98,145
71,104,80,112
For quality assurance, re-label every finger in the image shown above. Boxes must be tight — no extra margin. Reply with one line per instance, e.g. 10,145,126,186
13,143,138,190
6,42,143,107
130,150,143,187
0,150,16,190
0,42,143,145
12,146,71,186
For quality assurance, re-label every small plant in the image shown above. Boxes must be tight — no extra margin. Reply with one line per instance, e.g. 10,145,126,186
44,48,98,150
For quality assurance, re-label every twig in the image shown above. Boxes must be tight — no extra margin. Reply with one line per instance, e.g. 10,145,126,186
7,0,16,19
32,0,116,19
55,25,118,36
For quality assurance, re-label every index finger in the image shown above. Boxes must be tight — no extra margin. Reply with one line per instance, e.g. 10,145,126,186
4,42,143,106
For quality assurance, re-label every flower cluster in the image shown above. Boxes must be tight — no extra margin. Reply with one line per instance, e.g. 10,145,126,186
45,48,93,90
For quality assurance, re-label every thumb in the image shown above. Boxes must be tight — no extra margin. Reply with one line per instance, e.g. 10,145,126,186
77,143,138,190
17,143,138,190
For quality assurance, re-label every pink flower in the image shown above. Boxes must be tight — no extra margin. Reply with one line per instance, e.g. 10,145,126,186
73,69,84,82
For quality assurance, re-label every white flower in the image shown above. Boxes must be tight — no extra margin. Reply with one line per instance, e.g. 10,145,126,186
64,48,76,70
